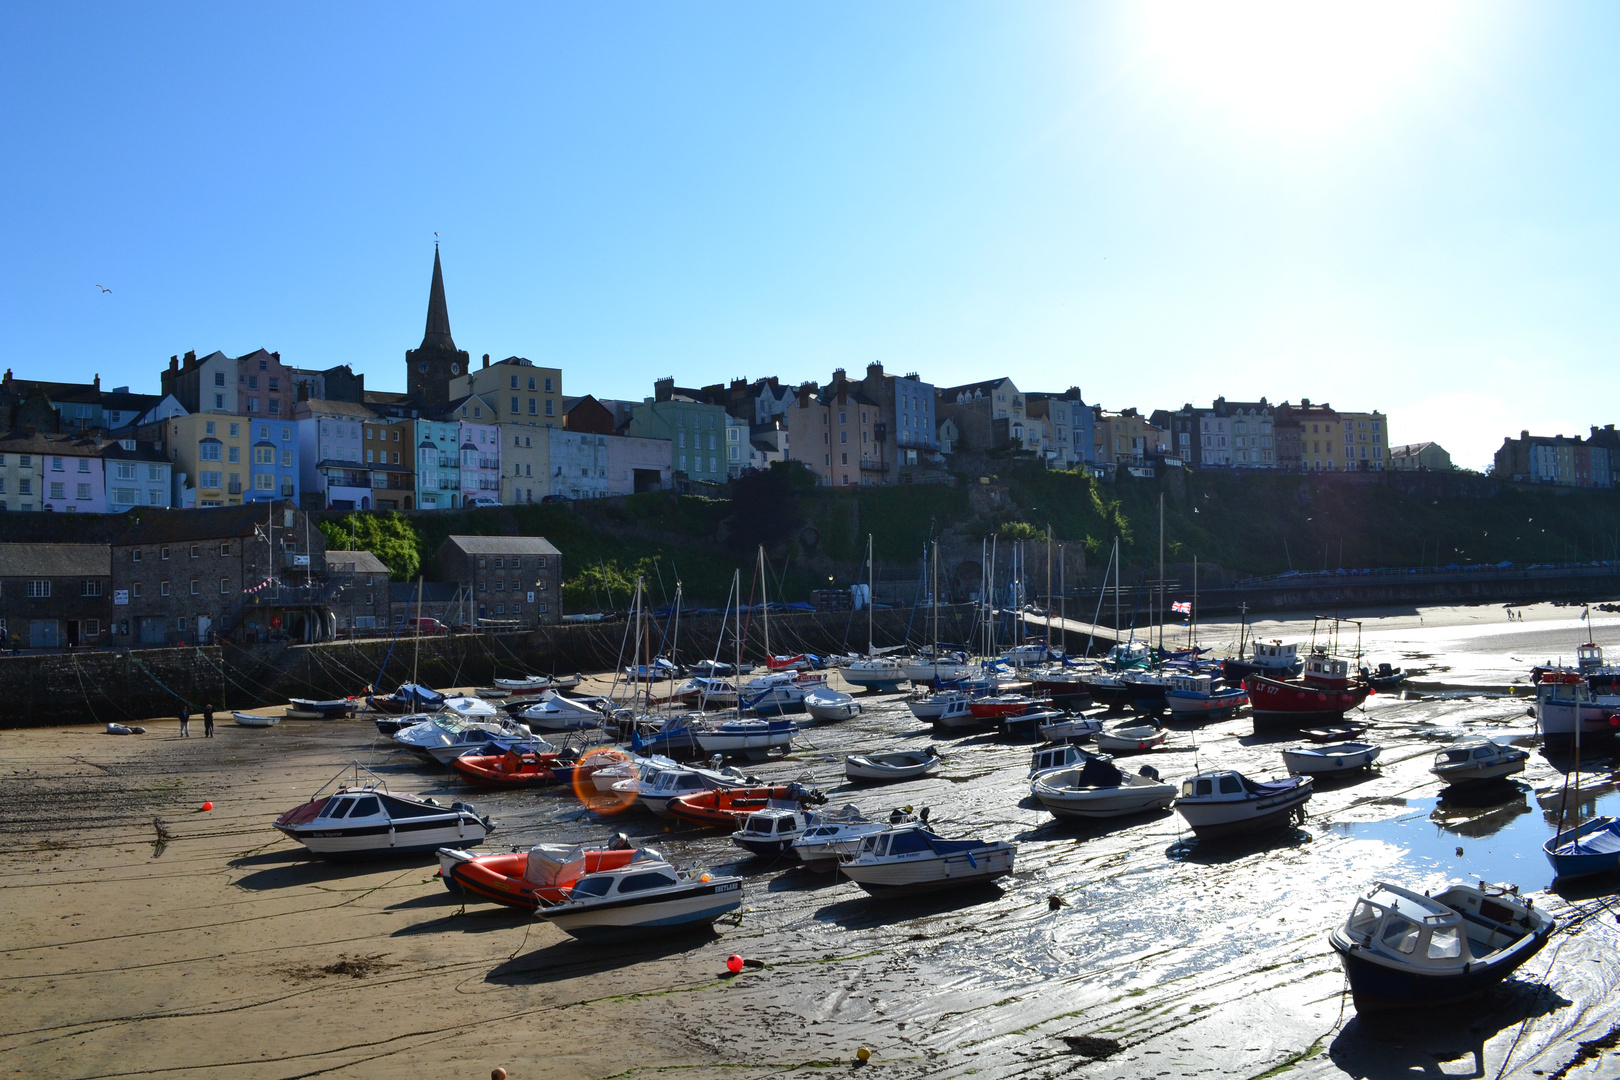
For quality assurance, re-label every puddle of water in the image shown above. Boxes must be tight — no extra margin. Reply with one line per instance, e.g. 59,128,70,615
1326,782,1620,889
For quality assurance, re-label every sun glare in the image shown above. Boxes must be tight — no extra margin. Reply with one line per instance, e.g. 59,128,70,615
1130,1,1469,140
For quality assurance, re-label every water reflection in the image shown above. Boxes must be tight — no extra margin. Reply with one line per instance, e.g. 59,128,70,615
1430,782,1531,839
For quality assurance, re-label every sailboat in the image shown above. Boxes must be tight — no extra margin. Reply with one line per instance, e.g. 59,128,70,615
844,534,910,692
902,539,973,684
1543,691,1620,879
741,546,825,713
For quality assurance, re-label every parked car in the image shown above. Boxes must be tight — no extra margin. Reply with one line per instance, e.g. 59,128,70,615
402,617,450,635
541,494,569,504
469,496,501,508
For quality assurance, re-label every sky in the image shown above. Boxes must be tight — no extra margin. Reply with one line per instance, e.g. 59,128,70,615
3,2,1618,470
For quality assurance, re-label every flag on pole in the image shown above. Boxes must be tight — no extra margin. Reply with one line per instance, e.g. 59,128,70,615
1581,608,1589,621
1171,601,1192,614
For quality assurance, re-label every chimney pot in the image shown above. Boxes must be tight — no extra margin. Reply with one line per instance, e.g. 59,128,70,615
482,354,489,368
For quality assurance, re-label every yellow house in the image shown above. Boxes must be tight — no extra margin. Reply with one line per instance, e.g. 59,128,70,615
1092,408,1167,465
167,413,251,507
1338,411,1390,471
449,356,563,428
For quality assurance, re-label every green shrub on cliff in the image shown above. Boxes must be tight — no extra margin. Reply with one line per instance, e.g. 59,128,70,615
318,512,422,581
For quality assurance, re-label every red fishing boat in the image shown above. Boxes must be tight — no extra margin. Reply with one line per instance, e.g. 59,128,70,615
437,839,640,911
1244,646,1370,730
967,694,1046,720
667,783,824,829
448,745,580,788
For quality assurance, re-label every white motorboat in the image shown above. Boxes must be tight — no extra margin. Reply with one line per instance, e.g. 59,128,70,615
518,691,605,732
1173,770,1312,839
1328,880,1554,1012
740,671,823,715
907,688,967,721
393,714,536,765
493,674,553,692
730,805,813,857
838,824,1016,895
1430,736,1528,787
536,853,743,943
842,657,910,692
1164,673,1248,718
805,687,862,723
1094,723,1168,753
901,656,974,684
791,806,923,871
1039,714,1102,743
232,711,282,728
693,717,796,757
1029,741,1089,778
442,695,500,720
1032,757,1177,819
1282,741,1381,777
273,763,492,859
676,677,739,708
617,761,754,817
844,746,941,783
1534,671,1619,739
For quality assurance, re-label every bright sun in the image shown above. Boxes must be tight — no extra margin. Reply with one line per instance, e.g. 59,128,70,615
1128,1,1470,140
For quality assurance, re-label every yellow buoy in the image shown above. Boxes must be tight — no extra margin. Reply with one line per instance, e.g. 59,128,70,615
856,1046,871,1062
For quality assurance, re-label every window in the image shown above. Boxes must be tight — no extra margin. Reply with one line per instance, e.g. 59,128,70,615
189,545,199,558
247,397,259,412
281,449,292,468
50,457,63,471
254,446,275,465
82,579,102,597
131,581,143,597
160,580,170,597
190,579,198,595
77,458,90,473
214,372,225,387
220,577,230,594
200,441,221,461
268,377,279,391
200,471,222,489
49,482,64,499
281,426,291,441
27,580,50,598
82,618,99,636
228,423,239,438
220,543,230,556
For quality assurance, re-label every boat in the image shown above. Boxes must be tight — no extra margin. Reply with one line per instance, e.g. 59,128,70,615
730,805,815,857
232,711,282,728
393,714,536,765
105,722,146,735
837,824,1016,895
739,670,825,715
493,674,554,693
1531,638,1620,694
675,677,739,708
1030,666,1094,710
447,743,581,788
535,853,744,942
619,761,756,817
1039,714,1103,743
374,710,433,737
287,697,356,719
693,716,797,757
1164,673,1248,719
367,683,445,715
1094,723,1167,753
1173,770,1312,839
844,746,941,783
1533,670,1620,739
1000,709,1065,741
902,652,974,685
1281,741,1381,777
441,695,500,720
667,783,824,829
1430,736,1528,788
1359,662,1408,691
1031,756,1177,819
1081,670,1136,711
842,657,910,693
1328,880,1554,1012
805,687,862,722
273,762,493,859
1123,669,1174,715
1244,645,1370,729
931,695,982,729
1221,633,1303,685
688,659,749,678
629,712,704,759
1544,816,1620,879
792,806,925,871
967,694,1043,720
1029,741,1089,778
518,691,605,732
437,837,639,910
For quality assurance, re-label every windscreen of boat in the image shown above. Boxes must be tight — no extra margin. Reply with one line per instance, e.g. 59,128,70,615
1473,746,1500,760
1077,757,1124,788
1438,748,1472,764
377,794,436,818
318,797,353,819
346,796,381,819
569,876,614,899
1379,914,1421,955
617,871,678,893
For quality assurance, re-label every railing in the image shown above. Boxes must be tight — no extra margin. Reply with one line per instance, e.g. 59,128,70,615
227,480,242,494
859,459,891,472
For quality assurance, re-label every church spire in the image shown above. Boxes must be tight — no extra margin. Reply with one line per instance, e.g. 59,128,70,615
420,244,456,352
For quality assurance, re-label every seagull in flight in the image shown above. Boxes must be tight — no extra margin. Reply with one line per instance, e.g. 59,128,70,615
94,284,111,293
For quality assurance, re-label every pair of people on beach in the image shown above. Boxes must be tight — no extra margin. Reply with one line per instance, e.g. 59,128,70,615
178,703,215,737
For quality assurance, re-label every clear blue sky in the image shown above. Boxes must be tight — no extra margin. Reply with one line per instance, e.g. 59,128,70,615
3,2,1616,469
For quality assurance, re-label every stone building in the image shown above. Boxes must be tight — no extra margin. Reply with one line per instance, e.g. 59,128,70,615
324,550,391,634
434,535,562,626
936,378,1025,454
1389,442,1453,472
0,543,112,648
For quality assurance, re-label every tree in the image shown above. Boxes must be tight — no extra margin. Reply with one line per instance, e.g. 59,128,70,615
318,512,421,581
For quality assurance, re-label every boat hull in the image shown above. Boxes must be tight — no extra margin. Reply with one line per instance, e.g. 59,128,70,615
1244,675,1370,728
839,846,1015,895
1034,781,1176,820
539,880,743,942
282,818,490,859
1165,689,1248,717
1543,816,1620,879
1282,744,1380,776
1175,782,1311,840
232,712,281,727
1330,930,1551,1011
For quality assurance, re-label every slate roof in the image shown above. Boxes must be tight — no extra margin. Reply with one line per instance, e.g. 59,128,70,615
116,501,300,546
299,398,378,419
0,543,111,577
439,535,560,557
325,550,390,575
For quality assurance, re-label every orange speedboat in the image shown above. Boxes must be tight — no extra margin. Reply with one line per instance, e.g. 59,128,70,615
667,783,824,829
448,746,580,788
437,838,641,911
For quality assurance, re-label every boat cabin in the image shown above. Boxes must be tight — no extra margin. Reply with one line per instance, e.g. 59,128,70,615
739,806,805,839
1169,673,1214,696
1178,771,1278,803
1340,883,1528,971
1106,641,1152,668
1577,643,1604,672
1251,641,1298,670
1536,671,1592,705
566,864,681,901
1302,647,1351,689
1030,742,1089,777
645,769,708,797
1434,739,1514,769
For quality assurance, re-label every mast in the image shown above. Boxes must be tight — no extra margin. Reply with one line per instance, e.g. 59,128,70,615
867,532,875,657
1045,524,1053,653
1112,536,1121,643
1192,555,1198,649
1059,543,1066,657
412,575,423,688
931,538,940,664
1157,492,1165,654
758,545,770,662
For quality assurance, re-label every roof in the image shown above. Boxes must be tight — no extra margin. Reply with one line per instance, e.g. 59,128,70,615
440,535,561,557
299,398,378,419
1390,442,1436,458
0,543,111,577
116,501,301,547
0,431,105,457
420,246,457,352
938,377,1016,398
325,550,390,575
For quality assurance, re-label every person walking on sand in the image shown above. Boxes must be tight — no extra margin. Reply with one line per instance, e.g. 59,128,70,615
202,703,215,738
178,703,191,738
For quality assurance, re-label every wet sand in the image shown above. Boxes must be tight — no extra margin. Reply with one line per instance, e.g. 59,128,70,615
3,603,1619,1079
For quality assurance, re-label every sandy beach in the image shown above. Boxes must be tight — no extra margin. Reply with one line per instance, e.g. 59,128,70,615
3,602,1618,1080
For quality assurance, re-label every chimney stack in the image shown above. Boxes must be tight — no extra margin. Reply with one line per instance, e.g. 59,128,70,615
482,354,490,368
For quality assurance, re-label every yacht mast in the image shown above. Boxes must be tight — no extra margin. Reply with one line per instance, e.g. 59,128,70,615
758,545,770,663
867,532,874,657
1045,524,1053,653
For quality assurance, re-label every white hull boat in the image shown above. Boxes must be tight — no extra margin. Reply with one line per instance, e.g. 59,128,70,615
232,711,282,728
901,659,973,684
619,762,753,817
842,659,909,692
1039,715,1102,743
1174,770,1312,839
1282,741,1381,776
694,718,796,756
1094,724,1167,753
839,824,1015,895
844,747,941,783
792,806,923,871
1032,758,1177,819
273,763,492,859
1431,736,1528,787
1534,672,1618,738
536,854,743,942
518,691,605,732
805,688,862,722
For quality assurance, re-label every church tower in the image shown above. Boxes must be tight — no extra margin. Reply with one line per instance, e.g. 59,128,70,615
406,245,470,406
